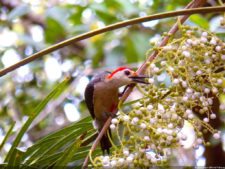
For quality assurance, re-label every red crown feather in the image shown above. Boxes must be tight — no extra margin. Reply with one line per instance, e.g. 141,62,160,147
107,66,129,79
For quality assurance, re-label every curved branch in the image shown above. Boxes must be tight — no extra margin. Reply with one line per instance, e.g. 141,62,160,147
1,6,225,77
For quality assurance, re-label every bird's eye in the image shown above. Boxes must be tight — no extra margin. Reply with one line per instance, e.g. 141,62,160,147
124,70,131,76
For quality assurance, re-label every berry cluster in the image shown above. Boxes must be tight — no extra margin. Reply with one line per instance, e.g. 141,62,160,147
92,25,224,168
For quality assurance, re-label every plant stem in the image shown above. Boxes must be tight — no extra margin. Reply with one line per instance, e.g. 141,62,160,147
1,5,225,77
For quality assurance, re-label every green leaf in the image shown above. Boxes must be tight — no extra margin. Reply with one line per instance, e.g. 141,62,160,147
0,121,15,151
91,4,118,24
4,77,72,165
53,135,83,168
125,32,149,63
22,120,94,166
23,117,92,159
189,14,209,29
45,17,66,44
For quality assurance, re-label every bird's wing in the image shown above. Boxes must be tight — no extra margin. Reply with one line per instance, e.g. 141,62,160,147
84,71,110,119
84,82,95,119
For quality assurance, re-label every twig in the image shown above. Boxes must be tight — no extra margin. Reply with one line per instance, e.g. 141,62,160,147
82,0,208,168
1,6,225,77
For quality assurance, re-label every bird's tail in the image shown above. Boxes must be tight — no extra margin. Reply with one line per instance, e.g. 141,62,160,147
100,129,112,154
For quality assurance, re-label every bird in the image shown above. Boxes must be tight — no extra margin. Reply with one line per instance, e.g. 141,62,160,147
84,66,149,154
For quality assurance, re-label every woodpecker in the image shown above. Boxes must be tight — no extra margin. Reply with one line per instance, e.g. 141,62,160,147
84,67,148,154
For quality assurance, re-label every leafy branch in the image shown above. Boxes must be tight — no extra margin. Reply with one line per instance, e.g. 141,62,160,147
0,5,225,77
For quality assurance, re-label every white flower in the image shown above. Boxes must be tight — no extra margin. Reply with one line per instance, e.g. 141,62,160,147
140,123,147,129
123,115,130,122
221,55,225,60
203,118,209,123
150,63,156,68
213,133,220,139
173,78,179,85
219,104,225,110
212,54,216,59
102,156,110,165
153,67,159,73
131,117,139,125
168,66,174,72
202,32,208,37
200,37,207,43
210,113,216,119
135,110,142,115
157,128,163,134
110,124,116,130
147,105,153,111
182,96,188,102
186,39,193,45
111,118,118,124
171,113,178,120
186,88,193,94
168,123,173,129
188,113,194,119
110,160,117,167
126,155,133,163
217,79,223,85
181,81,188,88
197,138,203,144
204,88,210,94
204,59,211,64
167,135,173,141
123,148,129,156
196,70,202,75
150,118,156,124
215,46,222,52
192,40,199,46
182,50,191,58
208,98,213,105
118,158,124,165
210,38,217,45
148,78,154,84
212,87,218,94
158,104,165,113
185,109,192,115
181,45,187,50
161,61,167,66
144,136,150,141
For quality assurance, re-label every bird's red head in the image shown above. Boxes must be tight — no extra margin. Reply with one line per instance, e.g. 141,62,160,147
106,66,148,85
107,66,136,79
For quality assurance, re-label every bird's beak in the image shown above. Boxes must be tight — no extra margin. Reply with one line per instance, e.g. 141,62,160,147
129,74,149,84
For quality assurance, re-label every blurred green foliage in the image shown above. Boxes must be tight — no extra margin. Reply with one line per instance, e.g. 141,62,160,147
0,0,224,167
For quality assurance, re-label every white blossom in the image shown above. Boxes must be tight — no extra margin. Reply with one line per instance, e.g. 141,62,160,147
123,115,130,122
221,55,225,60
140,123,147,129
131,117,139,125
203,118,209,123
210,113,216,119
210,38,217,45
215,46,222,52
182,51,191,58
213,133,220,139
202,32,208,37
111,118,118,124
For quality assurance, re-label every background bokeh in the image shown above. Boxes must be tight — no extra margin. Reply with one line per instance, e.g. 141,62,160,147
0,0,224,166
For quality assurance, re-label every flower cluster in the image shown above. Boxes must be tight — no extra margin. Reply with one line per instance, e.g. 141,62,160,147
92,25,224,168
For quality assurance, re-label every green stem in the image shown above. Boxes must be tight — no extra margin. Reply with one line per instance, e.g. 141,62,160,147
0,6,225,77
